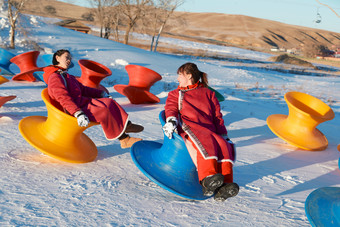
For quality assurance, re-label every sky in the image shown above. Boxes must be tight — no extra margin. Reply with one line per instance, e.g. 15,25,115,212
177,0,340,33
62,0,340,33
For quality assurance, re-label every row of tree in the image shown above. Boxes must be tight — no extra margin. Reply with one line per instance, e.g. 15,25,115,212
88,0,184,52
1,0,184,51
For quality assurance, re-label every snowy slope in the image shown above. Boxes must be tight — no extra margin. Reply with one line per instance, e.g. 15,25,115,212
0,14,340,226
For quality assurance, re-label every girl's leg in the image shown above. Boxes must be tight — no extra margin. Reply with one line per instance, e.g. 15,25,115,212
185,137,218,182
185,137,233,183
217,161,233,183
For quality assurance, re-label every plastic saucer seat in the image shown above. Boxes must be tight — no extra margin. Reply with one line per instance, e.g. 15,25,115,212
267,91,334,151
10,50,44,82
18,89,99,163
0,95,16,108
0,75,9,85
114,65,162,104
305,187,340,227
130,110,208,200
208,86,225,102
0,48,15,75
77,59,111,93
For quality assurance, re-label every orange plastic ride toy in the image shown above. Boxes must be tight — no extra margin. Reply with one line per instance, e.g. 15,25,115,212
0,95,16,108
267,91,334,151
77,59,111,93
19,89,99,163
10,51,43,82
114,65,162,104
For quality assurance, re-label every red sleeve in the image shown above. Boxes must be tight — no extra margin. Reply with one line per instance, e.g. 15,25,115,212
47,73,81,115
164,89,180,120
79,83,103,98
211,91,228,135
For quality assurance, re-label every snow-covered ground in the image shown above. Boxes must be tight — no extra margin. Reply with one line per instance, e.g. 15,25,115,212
1,13,340,226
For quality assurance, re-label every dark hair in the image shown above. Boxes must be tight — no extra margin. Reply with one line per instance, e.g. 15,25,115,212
177,62,208,87
52,49,70,65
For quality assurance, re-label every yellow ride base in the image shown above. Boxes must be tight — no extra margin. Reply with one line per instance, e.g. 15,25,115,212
19,116,98,163
267,114,328,151
19,88,99,163
0,75,9,85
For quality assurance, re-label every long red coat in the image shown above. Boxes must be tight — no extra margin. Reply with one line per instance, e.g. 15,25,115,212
43,65,129,140
165,83,235,164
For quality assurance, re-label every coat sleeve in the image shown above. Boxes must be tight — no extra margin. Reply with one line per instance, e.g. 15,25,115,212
78,81,103,98
211,91,228,135
164,89,180,120
48,73,81,115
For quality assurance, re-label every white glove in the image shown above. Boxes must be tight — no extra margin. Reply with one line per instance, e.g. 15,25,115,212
102,91,112,99
162,116,177,139
74,110,90,127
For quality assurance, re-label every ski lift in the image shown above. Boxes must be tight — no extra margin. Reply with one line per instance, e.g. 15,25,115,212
315,8,322,23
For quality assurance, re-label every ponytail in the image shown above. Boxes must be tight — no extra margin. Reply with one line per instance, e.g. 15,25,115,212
201,72,208,87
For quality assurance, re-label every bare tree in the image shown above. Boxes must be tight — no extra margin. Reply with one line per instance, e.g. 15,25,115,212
88,0,106,38
119,0,151,45
7,0,28,49
150,0,183,52
88,0,123,40
104,4,123,41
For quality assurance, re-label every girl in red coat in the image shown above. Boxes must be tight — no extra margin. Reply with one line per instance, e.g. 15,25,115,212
44,49,143,149
163,62,239,201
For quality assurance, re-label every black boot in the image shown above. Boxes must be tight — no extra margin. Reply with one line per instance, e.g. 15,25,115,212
201,173,224,196
125,121,144,133
214,183,239,202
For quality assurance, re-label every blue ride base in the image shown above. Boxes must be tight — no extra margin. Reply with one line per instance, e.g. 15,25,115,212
130,111,208,200
0,48,15,75
305,187,340,227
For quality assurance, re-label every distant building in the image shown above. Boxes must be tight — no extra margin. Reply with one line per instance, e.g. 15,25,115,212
55,19,91,34
270,46,279,52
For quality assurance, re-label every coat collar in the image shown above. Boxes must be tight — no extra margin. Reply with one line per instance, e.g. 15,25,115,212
43,65,68,84
178,81,204,91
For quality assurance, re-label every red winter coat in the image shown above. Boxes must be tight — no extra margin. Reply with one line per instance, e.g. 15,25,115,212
43,65,129,140
165,83,235,163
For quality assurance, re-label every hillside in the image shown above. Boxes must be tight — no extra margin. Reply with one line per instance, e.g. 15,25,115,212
21,0,340,52
167,12,340,51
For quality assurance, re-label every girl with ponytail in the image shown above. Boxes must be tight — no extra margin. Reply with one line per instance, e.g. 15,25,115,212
163,62,238,202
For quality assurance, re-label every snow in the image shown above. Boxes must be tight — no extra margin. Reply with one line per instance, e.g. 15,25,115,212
1,13,340,226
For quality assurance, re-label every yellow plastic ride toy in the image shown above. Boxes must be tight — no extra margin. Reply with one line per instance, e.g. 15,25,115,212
0,75,9,85
267,91,334,151
19,89,99,163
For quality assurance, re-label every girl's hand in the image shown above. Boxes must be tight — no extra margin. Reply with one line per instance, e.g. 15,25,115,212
74,110,90,127
163,117,177,139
